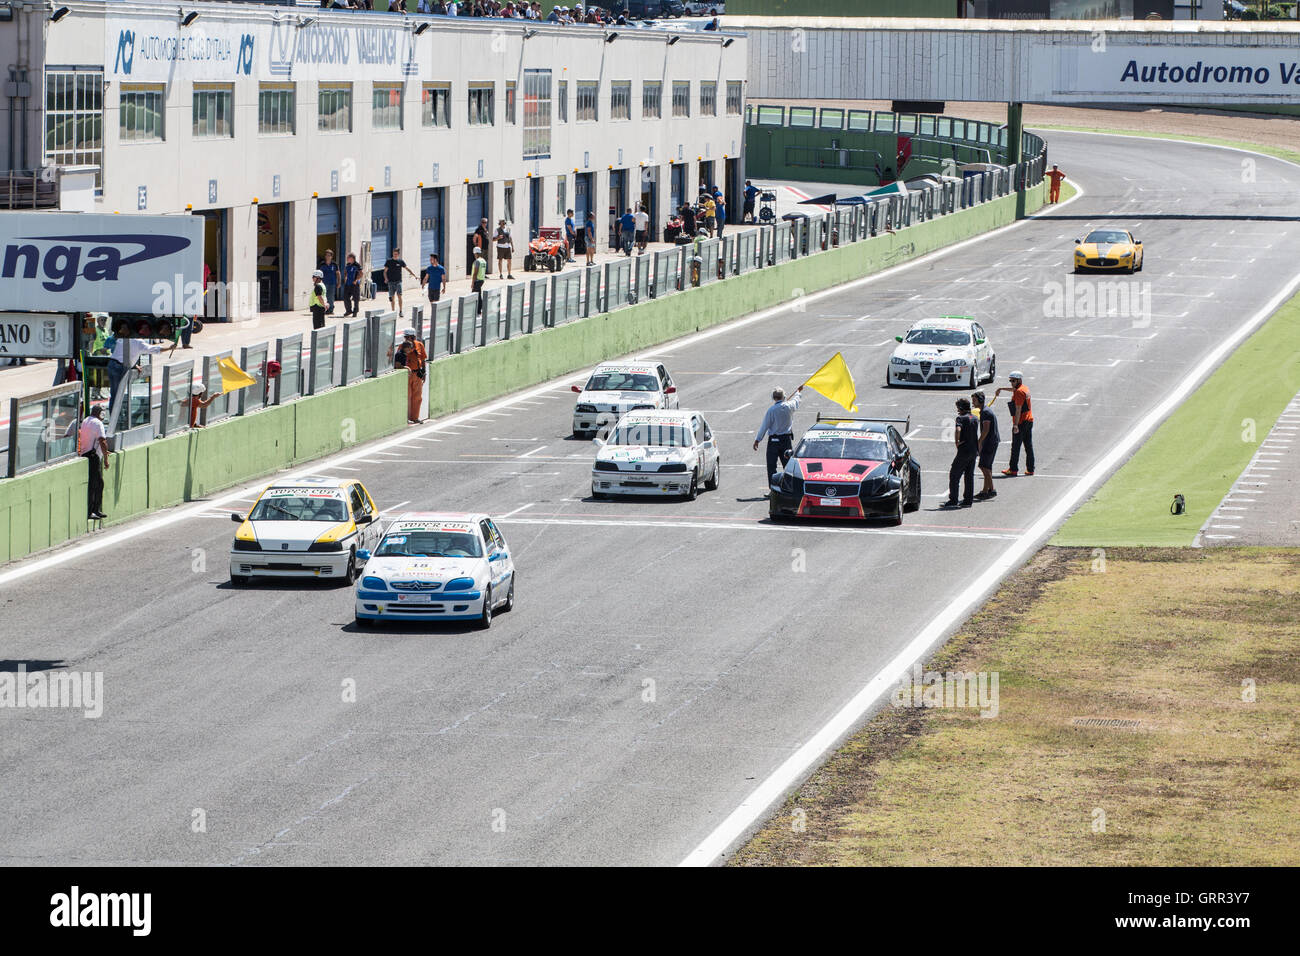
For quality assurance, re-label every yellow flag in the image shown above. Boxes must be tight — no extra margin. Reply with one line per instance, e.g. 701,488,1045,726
803,352,858,412
217,356,257,392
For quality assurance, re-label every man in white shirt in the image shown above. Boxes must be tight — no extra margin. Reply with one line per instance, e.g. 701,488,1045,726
77,405,111,520
108,335,162,412
753,385,804,488
633,205,650,254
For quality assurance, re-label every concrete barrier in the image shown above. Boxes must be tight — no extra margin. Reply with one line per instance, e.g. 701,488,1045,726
0,181,1045,567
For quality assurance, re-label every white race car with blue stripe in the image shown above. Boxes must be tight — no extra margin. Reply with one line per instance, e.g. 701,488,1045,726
354,512,515,628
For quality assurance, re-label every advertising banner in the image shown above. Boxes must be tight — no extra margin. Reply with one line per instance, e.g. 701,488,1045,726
0,212,204,314
105,14,423,83
1063,45,1300,98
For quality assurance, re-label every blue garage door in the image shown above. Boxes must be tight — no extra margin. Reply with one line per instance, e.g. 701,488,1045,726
574,172,594,224
371,192,396,264
420,187,444,262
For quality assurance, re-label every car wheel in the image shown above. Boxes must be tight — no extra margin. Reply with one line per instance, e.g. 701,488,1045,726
987,357,996,384
968,366,977,389
889,489,905,526
885,367,894,388
503,574,515,612
591,483,606,500
477,587,493,630
1137,255,1144,273
704,458,721,491
230,574,249,587
685,469,699,501
523,255,533,271
768,498,784,522
338,549,357,587
904,467,921,512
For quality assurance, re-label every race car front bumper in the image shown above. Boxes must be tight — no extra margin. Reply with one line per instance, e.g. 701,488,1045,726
769,487,898,519
230,550,351,579
889,364,969,387
592,470,693,496
1075,256,1135,272
355,587,485,621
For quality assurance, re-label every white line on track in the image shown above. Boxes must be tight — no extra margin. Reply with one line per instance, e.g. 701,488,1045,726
679,217,1300,865
500,503,536,518
498,516,1019,541
379,500,411,514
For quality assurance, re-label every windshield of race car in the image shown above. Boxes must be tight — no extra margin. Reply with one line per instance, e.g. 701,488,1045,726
904,328,970,347
608,423,691,447
249,495,347,522
1084,230,1132,244
796,432,890,461
375,531,484,559
585,372,660,392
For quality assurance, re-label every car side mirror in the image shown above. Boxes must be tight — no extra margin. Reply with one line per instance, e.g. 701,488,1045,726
1073,238,1081,244
571,385,582,393
975,338,986,345
231,513,244,523
894,335,903,343
665,385,677,394
356,549,371,563
1134,239,1141,245
593,437,606,447
355,514,372,525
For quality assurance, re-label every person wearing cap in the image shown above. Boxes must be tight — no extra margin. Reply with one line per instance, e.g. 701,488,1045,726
753,384,804,493
78,404,110,521
942,397,979,509
309,269,328,330
396,328,428,423
971,389,1000,500
182,382,223,429
993,371,1035,476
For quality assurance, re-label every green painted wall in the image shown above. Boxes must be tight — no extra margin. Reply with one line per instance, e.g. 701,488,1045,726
2,178,1045,567
0,373,407,566
730,0,956,15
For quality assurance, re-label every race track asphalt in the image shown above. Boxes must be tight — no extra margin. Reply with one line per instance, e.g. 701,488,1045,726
3,130,1299,866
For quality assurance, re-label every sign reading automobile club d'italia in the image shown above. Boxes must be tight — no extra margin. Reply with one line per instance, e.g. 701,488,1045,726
0,212,204,314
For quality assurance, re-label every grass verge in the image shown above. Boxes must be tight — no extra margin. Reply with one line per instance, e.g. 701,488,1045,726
1051,278,1300,547
730,547,1300,867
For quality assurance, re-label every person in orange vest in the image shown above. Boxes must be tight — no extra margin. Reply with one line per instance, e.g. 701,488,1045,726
995,371,1035,477
1047,164,1066,204
396,328,428,424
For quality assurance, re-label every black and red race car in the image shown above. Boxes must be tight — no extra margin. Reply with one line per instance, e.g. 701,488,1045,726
768,416,922,525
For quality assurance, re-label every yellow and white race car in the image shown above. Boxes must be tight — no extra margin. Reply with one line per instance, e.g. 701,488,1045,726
1073,228,1144,274
229,476,381,586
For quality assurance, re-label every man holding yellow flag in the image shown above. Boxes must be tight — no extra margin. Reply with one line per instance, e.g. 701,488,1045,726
753,384,804,489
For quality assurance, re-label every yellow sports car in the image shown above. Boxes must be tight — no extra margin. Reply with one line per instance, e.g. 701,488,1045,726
1073,228,1144,274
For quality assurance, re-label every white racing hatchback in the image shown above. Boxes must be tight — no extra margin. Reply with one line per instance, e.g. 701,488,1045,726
591,409,720,500
354,512,516,629
229,476,381,585
571,360,678,438
886,316,996,389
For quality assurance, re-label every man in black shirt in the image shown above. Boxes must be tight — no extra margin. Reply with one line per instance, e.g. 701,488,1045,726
943,397,979,508
972,390,1000,500
383,248,418,317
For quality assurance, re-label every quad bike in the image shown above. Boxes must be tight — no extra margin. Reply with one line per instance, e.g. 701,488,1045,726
523,228,569,272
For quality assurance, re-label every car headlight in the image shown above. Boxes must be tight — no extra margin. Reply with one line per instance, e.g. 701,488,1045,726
949,358,968,367
361,575,385,590
659,462,688,473
232,539,261,552
309,540,343,552
594,460,619,472
576,403,597,413
890,357,911,365
631,404,654,411
444,577,476,591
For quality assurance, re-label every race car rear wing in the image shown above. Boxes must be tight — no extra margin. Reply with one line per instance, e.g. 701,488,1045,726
816,413,911,433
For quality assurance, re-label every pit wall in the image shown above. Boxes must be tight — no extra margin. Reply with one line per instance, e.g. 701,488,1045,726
1,179,1046,566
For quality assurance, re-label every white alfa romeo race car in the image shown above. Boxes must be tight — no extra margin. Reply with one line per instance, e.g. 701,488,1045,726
886,316,996,389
